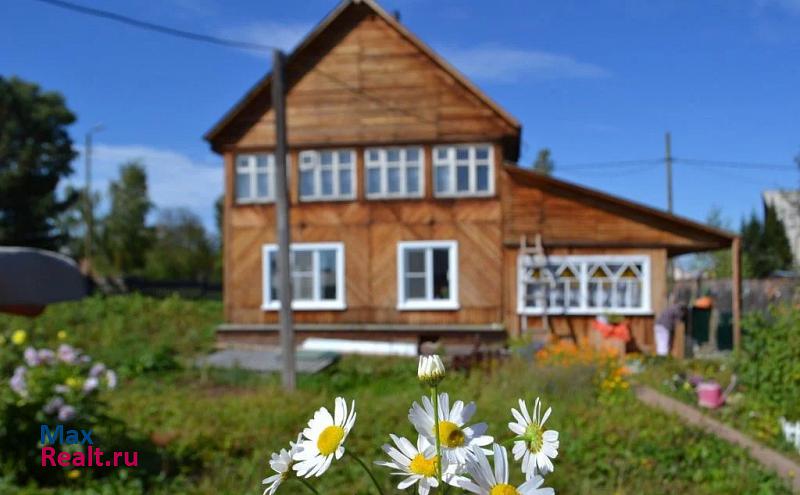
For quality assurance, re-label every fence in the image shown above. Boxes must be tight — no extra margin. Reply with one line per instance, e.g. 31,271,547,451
673,277,798,313
94,276,222,300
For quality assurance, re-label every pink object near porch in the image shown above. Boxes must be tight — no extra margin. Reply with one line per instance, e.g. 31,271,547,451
697,382,725,408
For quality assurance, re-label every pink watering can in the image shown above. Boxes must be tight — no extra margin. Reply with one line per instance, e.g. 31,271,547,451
696,375,737,409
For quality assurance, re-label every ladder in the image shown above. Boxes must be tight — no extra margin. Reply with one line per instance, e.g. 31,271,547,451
519,234,551,344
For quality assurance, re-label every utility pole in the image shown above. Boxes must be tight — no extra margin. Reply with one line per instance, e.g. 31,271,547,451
84,124,104,274
665,131,673,213
272,49,296,391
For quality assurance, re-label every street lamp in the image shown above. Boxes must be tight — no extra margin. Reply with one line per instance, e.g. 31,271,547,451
84,123,105,274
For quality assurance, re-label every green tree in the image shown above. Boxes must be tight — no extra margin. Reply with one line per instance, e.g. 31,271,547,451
144,208,215,281
100,161,152,273
55,185,101,260
0,77,77,249
532,148,554,175
741,205,792,277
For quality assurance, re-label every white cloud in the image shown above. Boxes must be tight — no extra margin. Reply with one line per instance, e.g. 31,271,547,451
69,144,222,229
439,44,610,83
218,21,313,56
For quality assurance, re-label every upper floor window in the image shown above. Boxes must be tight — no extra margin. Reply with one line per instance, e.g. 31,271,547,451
235,153,274,203
433,144,494,197
517,254,651,315
365,147,424,199
299,149,355,201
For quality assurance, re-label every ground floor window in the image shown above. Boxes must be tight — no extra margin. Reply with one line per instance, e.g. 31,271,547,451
517,254,650,315
397,241,458,310
262,242,345,310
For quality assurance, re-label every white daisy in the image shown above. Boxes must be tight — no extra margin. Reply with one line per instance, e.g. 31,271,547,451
376,434,440,494
458,444,554,495
262,434,302,495
508,398,559,478
409,392,493,467
418,354,446,386
293,397,356,478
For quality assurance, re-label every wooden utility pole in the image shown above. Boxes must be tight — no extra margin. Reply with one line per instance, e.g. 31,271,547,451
272,49,296,391
665,132,673,213
732,236,742,351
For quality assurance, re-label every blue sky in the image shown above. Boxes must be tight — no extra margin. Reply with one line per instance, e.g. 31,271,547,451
2,0,799,233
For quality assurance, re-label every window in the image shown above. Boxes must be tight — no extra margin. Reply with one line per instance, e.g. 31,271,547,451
433,144,493,197
298,149,355,201
397,241,458,310
517,255,650,315
235,153,274,203
365,147,424,198
262,242,345,310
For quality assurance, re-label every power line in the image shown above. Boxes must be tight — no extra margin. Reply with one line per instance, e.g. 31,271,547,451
675,157,796,171
558,159,663,170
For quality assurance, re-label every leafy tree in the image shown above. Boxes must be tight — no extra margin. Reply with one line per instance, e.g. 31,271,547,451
532,148,554,175
0,76,77,249
741,205,792,277
143,208,215,281
100,161,152,273
55,185,101,261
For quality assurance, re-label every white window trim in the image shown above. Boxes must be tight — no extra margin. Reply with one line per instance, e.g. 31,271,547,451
432,143,495,198
516,254,652,316
262,242,346,311
364,146,425,199
298,149,357,202
235,153,274,204
397,240,459,311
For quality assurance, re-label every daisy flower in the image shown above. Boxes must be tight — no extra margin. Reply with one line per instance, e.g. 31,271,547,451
262,434,303,495
418,354,446,387
376,434,441,494
508,398,559,478
293,397,356,478
458,444,554,495
409,392,493,467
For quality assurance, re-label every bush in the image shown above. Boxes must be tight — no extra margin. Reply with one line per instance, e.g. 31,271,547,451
736,304,800,418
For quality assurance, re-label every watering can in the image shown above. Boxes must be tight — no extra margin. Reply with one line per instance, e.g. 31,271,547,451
696,375,737,409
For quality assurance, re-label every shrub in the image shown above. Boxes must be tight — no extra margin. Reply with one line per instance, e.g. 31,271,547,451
736,304,800,418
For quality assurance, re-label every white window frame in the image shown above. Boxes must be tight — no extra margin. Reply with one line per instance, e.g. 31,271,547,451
262,242,346,311
432,144,494,198
298,149,356,201
364,146,425,199
516,254,651,315
235,153,275,204
397,240,459,311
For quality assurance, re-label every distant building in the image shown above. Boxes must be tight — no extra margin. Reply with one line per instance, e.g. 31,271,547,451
763,190,800,266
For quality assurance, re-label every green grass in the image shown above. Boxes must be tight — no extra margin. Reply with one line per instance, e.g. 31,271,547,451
0,296,794,494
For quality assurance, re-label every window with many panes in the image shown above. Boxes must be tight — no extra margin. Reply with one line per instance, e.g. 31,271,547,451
365,147,424,198
262,243,345,310
298,149,355,201
433,144,493,197
235,153,275,203
518,255,650,314
397,241,458,310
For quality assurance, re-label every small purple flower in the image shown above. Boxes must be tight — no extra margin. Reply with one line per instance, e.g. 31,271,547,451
89,363,106,378
10,366,27,397
53,384,70,394
57,404,76,422
82,376,99,393
24,347,40,367
43,396,65,415
57,344,78,364
105,370,118,389
37,348,56,365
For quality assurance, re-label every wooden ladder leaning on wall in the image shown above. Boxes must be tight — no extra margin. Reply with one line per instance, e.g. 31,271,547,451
519,234,551,344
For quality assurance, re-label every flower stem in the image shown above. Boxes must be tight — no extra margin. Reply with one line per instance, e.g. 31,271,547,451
431,386,444,491
347,451,385,495
297,478,320,495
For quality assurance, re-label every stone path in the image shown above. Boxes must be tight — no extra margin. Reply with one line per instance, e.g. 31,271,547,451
636,385,800,493
196,348,338,374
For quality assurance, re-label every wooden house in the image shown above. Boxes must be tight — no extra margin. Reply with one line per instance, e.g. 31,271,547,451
205,0,740,353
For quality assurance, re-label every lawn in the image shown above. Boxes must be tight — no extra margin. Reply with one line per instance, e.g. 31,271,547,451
0,295,794,494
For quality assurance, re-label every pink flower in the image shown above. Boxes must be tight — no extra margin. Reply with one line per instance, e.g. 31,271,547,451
24,347,40,367
57,344,78,364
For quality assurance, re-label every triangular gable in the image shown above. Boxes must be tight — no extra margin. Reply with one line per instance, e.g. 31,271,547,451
205,0,521,157
503,164,736,255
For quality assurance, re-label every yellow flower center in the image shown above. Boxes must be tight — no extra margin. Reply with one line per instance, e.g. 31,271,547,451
525,423,544,453
490,484,520,495
436,421,466,448
409,453,438,477
317,426,345,456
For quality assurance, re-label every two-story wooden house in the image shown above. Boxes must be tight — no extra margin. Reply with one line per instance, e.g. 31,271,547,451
205,0,738,352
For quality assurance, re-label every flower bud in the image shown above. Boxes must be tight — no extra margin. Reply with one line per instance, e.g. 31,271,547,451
418,354,445,387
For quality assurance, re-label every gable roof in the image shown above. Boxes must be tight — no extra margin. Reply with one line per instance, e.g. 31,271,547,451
504,163,736,254
204,0,521,154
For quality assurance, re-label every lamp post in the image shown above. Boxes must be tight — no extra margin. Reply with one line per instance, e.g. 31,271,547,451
84,124,105,273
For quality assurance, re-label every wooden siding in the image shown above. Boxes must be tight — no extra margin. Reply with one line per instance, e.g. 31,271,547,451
221,7,518,152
